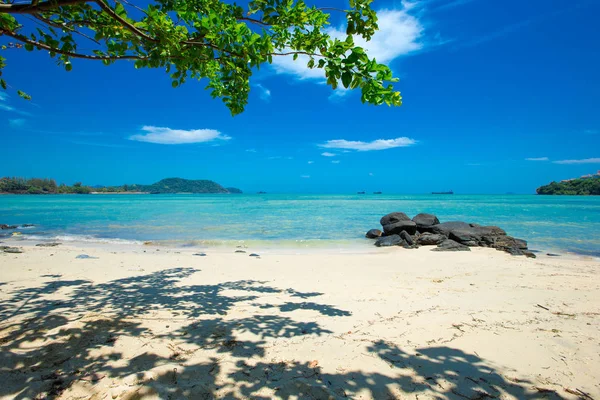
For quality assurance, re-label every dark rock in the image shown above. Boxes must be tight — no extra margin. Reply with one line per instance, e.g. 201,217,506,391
235,250,246,253
382,220,417,236
379,212,411,227
429,222,508,247
374,235,402,247
21,224,35,228
36,243,61,247
488,235,527,250
249,253,260,257
193,253,207,256
0,224,18,230
3,247,23,254
365,229,383,239
546,253,560,257
429,221,472,236
412,213,440,230
399,231,414,246
523,251,537,259
469,224,506,236
416,233,446,246
432,239,471,252
497,245,536,258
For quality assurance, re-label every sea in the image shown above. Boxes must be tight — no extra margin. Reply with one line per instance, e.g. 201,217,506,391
1,194,599,256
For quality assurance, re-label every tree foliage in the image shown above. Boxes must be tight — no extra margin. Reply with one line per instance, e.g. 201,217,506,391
0,0,402,114
536,176,600,196
0,176,92,193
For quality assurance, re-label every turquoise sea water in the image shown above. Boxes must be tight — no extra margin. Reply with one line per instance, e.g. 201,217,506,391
1,194,599,255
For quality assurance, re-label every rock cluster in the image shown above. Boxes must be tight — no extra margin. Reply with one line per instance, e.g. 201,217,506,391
368,212,535,257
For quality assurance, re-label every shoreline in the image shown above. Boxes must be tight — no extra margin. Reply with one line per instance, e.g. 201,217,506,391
2,234,597,260
1,243,598,399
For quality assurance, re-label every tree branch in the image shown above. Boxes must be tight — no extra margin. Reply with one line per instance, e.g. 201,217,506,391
30,14,100,44
93,0,157,43
0,28,144,61
236,16,271,27
0,0,89,14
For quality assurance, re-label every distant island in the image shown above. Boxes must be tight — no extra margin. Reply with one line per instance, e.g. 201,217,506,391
536,172,600,195
0,177,242,195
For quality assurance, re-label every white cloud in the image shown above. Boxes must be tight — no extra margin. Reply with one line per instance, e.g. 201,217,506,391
246,149,257,153
0,92,7,101
553,158,600,165
321,152,336,157
319,137,416,151
301,175,311,178
8,118,26,127
525,157,549,161
271,6,424,80
584,129,598,135
332,160,341,164
307,161,314,164
255,84,271,101
129,126,230,145
369,172,374,176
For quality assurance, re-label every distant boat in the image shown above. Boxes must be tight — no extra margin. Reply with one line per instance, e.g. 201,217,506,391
257,191,267,194
432,190,454,195
357,191,366,194
373,191,382,194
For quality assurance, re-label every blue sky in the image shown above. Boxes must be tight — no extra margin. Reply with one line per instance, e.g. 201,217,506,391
1,0,599,193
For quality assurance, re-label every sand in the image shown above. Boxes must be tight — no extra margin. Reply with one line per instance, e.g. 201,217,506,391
0,243,598,399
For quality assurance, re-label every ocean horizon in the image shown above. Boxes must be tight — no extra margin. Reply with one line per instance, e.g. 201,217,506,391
1,193,599,256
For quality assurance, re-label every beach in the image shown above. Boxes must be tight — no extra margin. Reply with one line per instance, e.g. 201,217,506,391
1,243,598,399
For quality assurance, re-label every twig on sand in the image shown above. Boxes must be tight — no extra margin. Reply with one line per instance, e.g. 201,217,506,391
536,304,550,311
565,387,594,400
533,386,557,394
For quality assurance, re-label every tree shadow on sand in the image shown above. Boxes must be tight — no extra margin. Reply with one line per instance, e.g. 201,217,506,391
0,267,565,399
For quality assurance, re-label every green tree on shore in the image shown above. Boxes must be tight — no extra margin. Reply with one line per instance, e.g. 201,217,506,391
0,0,401,114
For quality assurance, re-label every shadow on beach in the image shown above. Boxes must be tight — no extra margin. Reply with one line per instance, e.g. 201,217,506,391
0,267,564,399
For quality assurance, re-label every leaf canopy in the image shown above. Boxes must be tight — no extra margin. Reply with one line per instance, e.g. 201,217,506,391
0,0,402,115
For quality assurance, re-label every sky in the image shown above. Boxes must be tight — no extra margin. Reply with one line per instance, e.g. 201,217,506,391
1,0,599,194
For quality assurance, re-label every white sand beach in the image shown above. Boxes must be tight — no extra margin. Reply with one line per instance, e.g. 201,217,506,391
0,244,599,399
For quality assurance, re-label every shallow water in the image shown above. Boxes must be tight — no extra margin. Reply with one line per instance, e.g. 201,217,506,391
1,194,599,255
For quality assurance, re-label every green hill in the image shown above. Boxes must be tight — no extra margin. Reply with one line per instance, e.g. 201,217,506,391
133,178,240,194
536,175,600,195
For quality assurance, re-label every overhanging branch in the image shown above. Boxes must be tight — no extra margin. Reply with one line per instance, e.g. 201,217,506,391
0,0,89,14
0,28,145,61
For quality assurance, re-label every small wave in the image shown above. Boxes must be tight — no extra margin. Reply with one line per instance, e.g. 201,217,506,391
53,235,144,245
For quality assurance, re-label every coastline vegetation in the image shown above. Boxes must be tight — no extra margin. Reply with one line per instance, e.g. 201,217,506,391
0,177,241,194
0,177,92,194
536,175,600,195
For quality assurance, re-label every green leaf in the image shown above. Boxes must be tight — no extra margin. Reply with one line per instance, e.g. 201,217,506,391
17,90,32,100
65,62,72,72
0,79,7,90
341,71,352,88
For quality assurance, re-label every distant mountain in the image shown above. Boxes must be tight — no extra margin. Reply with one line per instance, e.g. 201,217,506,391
225,187,243,194
132,178,242,194
537,174,600,195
